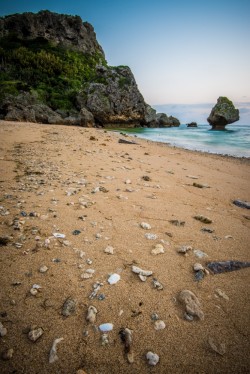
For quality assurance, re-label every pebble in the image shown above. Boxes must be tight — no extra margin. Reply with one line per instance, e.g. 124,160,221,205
193,263,204,271
215,288,229,301
154,320,166,330
108,273,120,285
194,215,212,224
208,336,226,356
28,327,44,342
151,313,159,321
119,328,134,363
152,278,163,290
151,244,164,255
104,245,114,255
49,337,64,363
193,182,210,188
101,333,109,346
86,306,98,324
178,289,204,320
39,265,48,273
146,351,159,366
99,323,113,332
169,219,185,226
177,245,192,254
0,322,7,337
145,233,157,240
193,249,208,259
1,348,14,360
140,222,151,230
62,297,76,317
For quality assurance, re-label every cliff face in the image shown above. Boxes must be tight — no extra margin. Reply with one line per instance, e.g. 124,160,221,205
0,11,176,127
0,10,104,56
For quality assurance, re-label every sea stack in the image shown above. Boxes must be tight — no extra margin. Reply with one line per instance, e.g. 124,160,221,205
207,97,239,130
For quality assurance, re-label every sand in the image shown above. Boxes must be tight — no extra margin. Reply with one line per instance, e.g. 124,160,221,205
0,120,249,374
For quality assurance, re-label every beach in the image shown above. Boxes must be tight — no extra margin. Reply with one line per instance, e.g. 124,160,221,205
0,120,249,374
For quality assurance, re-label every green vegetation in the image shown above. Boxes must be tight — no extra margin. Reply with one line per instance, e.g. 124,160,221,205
0,35,107,110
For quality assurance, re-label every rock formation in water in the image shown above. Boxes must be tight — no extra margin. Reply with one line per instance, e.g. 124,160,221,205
187,122,198,128
0,10,176,127
207,97,239,130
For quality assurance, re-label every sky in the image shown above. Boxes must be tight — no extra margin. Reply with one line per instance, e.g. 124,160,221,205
0,0,250,124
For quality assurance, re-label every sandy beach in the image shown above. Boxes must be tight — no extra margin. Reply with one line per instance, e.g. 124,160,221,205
0,120,249,374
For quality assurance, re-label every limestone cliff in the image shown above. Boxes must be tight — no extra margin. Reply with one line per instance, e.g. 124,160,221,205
0,10,176,127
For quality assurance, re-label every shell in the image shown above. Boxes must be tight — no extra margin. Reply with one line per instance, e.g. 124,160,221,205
86,306,98,324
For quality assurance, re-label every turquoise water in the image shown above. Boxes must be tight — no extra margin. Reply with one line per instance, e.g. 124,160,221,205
121,124,250,158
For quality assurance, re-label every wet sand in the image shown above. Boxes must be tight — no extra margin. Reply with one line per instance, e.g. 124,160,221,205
0,120,249,374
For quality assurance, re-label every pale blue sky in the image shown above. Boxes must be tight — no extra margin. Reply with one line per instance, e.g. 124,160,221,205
0,0,249,123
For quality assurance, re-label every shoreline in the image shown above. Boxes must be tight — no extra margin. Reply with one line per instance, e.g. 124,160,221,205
0,120,250,374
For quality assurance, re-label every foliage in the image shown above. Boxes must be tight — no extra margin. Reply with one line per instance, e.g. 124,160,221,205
0,36,107,110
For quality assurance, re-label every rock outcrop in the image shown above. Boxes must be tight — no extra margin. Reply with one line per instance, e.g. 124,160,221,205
187,122,198,128
0,10,179,128
156,113,180,127
207,97,239,130
0,10,104,56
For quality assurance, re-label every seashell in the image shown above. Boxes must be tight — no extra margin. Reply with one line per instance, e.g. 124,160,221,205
28,327,44,342
151,244,164,255
99,323,113,332
108,273,120,285
86,306,97,324
49,337,64,363
154,320,166,330
104,245,114,255
0,322,7,337
140,222,151,230
146,351,159,366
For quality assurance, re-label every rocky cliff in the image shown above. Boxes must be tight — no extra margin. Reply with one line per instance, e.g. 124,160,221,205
0,10,178,127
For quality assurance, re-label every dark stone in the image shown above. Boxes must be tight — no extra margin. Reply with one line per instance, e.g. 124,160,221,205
187,122,198,128
233,200,250,209
156,113,180,127
207,261,250,274
207,97,239,130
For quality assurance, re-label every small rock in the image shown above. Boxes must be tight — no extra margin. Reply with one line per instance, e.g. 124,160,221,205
215,288,229,301
151,313,159,321
53,233,66,238
194,215,212,224
208,336,226,356
108,273,120,285
194,270,204,281
145,233,157,240
99,323,113,332
39,265,48,273
104,245,114,255
151,244,164,255
76,370,88,374
140,222,151,230
132,266,153,281
169,219,185,227
49,337,64,363
146,351,159,366
193,249,208,259
193,182,210,188
154,320,166,330
119,328,134,363
0,322,7,337
142,176,151,181
177,245,192,255
86,306,98,324
28,327,44,342
62,297,76,317
152,278,163,290
193,263,204,271
101,333,109,346
178,289,204,320
1,348,14,360
233,199,250,209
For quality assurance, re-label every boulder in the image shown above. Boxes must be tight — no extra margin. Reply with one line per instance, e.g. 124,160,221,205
156,113,180,127
187,122,198,128
79,65,148,127
207,97,239,130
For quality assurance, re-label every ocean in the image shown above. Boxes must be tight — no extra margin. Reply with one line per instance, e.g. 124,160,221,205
121,123,250,158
